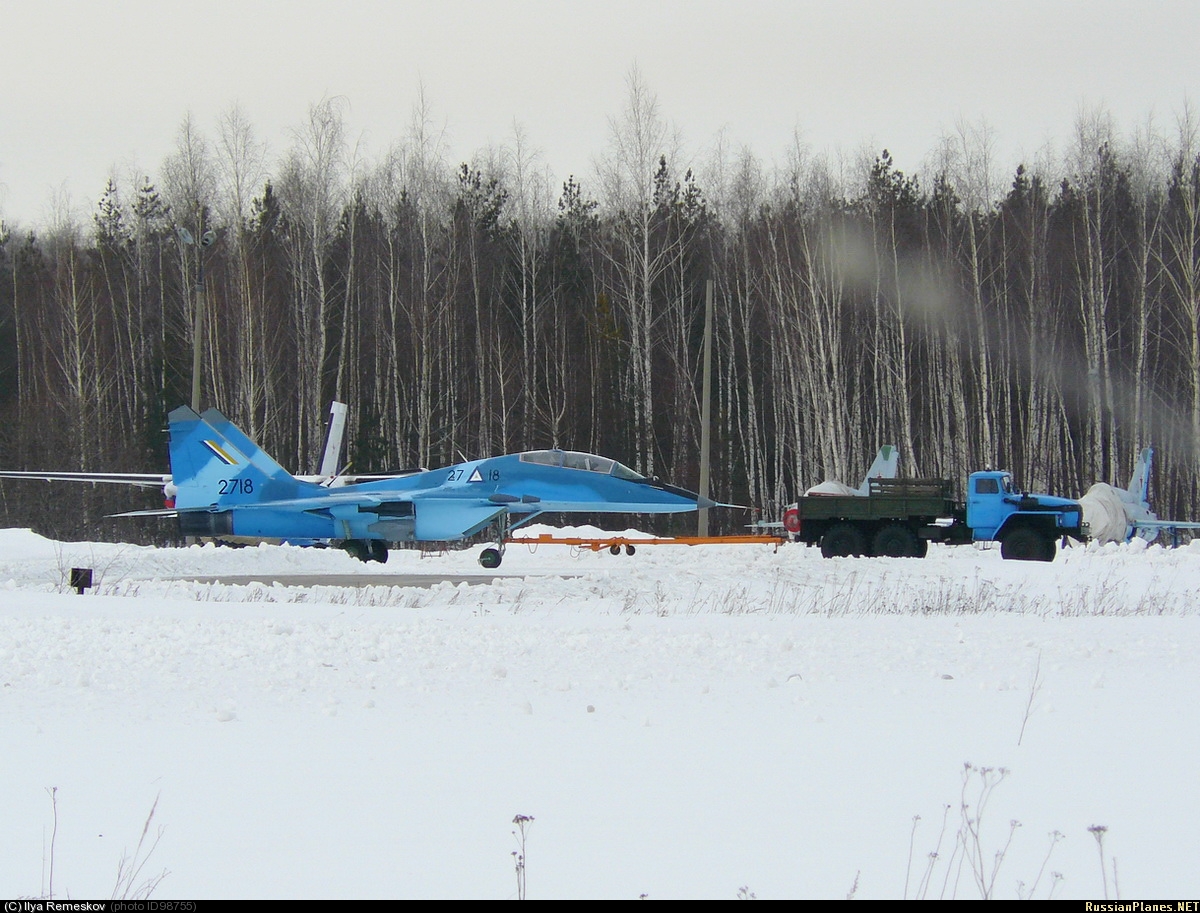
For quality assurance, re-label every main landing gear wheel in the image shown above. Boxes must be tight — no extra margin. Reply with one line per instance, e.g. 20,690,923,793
479,547,503,569
344,539,389,563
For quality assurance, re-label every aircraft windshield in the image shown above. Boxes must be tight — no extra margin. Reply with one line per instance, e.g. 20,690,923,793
610,461,644,481
520,449,644,479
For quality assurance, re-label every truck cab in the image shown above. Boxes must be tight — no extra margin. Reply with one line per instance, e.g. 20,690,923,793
966,470,1086,560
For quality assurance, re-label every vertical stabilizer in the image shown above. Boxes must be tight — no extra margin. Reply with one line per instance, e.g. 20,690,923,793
319,402,348,478
854,445,899,496
167,406,317,510
1128,448,1153,504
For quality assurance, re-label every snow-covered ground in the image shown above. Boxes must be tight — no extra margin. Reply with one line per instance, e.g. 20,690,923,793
2,525,1197,900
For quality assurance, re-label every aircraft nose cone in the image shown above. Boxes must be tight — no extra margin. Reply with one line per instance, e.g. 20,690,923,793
696,495,718,510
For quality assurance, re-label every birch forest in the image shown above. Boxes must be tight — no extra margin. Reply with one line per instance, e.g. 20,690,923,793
3,83,1200,541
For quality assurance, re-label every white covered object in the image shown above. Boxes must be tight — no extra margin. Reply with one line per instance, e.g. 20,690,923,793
1079,483,1130,543
804,480,861,497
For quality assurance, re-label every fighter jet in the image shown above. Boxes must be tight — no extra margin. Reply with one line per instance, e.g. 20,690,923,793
769,445,901,535
800,445,899,497
1,404,717,567
1079,448,1200,545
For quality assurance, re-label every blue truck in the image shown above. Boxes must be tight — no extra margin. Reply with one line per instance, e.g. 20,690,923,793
782,470,1087,561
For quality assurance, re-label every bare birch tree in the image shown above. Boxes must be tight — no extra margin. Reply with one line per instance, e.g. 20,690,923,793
1159,105,1200,494
595,65,681,476
276,96,349,467
215,103,269,435
504,122,555,444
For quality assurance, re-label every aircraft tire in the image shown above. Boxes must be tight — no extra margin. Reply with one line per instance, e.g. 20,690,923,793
1000,527,1053,562
625,544,636,556
820,523,867,558
479,547,503,569
872,523,920,558
343,539,370,562
368,540,389,563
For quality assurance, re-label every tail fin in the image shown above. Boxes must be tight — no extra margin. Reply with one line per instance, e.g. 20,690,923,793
854,445,899,496
319,401,348,478
1128,447,1153,504
167,406,308,510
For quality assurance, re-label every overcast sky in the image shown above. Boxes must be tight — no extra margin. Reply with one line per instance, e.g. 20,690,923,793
2,0,1198,227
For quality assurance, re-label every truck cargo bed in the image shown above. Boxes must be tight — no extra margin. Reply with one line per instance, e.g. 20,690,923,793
798,478,959,521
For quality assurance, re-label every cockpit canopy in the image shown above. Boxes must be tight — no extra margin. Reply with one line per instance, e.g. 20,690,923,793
520,449,644,481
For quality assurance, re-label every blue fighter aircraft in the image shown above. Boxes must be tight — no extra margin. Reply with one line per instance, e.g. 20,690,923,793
2,405,717,567
1078,447,1200,545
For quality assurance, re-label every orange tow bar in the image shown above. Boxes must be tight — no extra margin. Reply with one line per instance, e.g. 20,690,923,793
506,533,785,555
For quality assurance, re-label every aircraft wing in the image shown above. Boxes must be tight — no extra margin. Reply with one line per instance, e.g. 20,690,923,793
310,471,426,486
1130,517,1200,547
195,490,401,513
0,470,171,489
1133,519,1200,532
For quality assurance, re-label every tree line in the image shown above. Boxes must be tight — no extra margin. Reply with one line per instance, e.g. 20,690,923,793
2,84,1199,541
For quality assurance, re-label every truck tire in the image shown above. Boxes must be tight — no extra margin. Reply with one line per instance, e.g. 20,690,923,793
1041,536,1058,562
1000,527,1053,562
820,523,867,558
872,523,920,557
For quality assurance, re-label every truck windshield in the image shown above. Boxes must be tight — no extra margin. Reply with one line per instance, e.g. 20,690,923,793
976,475,1017,495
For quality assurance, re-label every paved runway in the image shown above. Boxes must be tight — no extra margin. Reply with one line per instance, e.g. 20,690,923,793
179,573,517,588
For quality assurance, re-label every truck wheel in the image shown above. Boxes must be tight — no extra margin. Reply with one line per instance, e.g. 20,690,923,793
1000,527,1053,562
820,523,867,558
872,523,920,557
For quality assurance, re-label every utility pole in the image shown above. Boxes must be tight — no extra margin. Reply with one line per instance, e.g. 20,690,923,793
698,279,714,536
178,225,216,548
179,226,217,412
190,253,204,412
